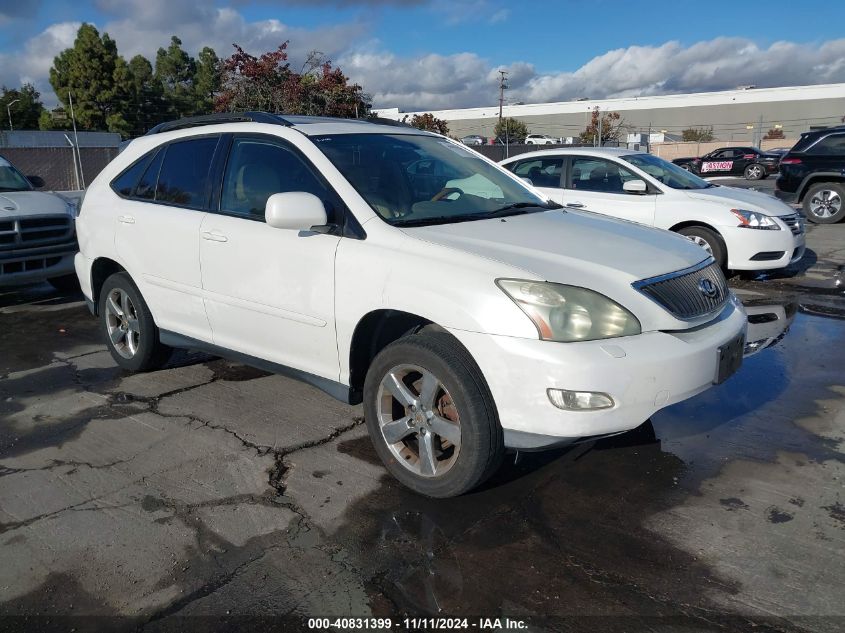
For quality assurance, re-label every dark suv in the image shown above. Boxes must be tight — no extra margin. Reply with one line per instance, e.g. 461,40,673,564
775,126,845,223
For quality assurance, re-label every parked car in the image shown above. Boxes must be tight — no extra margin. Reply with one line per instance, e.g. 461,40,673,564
460,135,485,146
0,156,79,290
672,146,780,180
525,134,557,145
775,125,845,223
501,148,805,272
493,134,525,145
75,112,746,497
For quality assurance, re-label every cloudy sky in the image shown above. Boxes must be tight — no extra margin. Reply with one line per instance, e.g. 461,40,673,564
1,0,844,111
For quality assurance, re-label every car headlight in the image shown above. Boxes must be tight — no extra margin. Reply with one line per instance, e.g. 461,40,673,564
496,279,641,342
731,209,781,230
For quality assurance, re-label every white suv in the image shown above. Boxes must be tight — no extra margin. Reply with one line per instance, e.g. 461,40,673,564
524,134,557,145
501,148,805,272
75,113,746,497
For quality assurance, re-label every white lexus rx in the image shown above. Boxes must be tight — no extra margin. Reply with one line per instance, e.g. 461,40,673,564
501,147,805,272
75,113,746,497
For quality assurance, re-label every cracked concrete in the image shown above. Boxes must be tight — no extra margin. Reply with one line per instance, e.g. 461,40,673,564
1,223,844,630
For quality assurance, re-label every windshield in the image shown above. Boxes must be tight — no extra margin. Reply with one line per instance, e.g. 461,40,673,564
312,133,553,226
621,153,714,190
0,159,32,192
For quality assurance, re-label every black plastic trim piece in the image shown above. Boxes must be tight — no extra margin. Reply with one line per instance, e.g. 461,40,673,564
750,251,786,261
158,329,354,403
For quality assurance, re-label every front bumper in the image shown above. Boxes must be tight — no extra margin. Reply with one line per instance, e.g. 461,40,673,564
448,297,747,449
723,225,805,271
0,244,77,288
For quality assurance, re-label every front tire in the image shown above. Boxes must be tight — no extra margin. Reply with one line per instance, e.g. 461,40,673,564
99,272,171,372
803,183,845,224
363,331,503,498
678,226,727,270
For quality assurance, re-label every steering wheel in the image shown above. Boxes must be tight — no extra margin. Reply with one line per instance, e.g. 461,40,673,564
431,187,463,202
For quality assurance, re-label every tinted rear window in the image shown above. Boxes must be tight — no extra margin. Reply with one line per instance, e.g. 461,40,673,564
155,137,219,207
112,154,153,197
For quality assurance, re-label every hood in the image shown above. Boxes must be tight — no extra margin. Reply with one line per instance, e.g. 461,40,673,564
0,191,72,219
403,209,707,284
684,185,794,216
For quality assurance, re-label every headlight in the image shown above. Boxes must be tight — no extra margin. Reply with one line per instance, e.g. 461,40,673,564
731,209,781,230
496,279,641,342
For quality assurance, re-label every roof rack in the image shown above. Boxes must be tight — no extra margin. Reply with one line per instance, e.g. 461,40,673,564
145,112,291,135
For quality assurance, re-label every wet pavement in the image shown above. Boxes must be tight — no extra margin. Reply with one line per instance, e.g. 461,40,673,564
1,230,844,632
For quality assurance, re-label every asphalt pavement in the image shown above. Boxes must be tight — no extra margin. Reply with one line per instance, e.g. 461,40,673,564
1,220,843,632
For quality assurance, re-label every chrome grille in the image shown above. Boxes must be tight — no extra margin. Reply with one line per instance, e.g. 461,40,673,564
0,215,74,251
633,259,728,320
780,213,803,236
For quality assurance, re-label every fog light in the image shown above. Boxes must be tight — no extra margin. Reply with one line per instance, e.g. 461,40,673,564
547,389,614,411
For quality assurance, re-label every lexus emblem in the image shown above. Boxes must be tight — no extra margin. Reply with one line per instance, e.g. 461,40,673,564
698,278,718,299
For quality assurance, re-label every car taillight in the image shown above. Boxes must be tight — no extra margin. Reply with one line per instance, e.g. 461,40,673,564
780,158,802,165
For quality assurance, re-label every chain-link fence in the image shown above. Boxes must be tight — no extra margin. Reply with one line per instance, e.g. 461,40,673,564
0,147,119,191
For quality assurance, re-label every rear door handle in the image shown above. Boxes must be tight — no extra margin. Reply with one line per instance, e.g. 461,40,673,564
566,202,585,208
118,215,135,224
201,231,228,243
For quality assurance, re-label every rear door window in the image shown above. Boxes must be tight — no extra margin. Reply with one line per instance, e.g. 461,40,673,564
154,137,219,208
135,149,164,200
807,133,845,155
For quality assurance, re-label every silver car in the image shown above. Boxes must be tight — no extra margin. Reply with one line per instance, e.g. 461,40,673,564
0,156,79,290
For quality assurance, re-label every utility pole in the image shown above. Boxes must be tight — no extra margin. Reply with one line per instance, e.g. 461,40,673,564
6,99,19,131
498,70,508,122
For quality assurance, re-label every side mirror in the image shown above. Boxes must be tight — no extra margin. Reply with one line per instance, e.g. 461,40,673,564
520,177,533,186
265,192,328,231
623,179,648,194
27,175,45,189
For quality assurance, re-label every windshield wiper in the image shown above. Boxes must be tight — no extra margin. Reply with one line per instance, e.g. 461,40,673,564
393,202,557,228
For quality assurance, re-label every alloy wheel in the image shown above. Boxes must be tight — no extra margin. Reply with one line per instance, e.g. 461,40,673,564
747,165,763,179
687,235,714,255
377,364,462,478
809,189,842,219
105,287,140,359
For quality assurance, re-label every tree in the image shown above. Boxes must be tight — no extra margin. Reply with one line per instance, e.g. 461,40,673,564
494,117,528,142
404,112,449,135
214,42,370,118
47,23,131,133
194,47,222,114
124,54,168,135
155,36,197,117
580,107,625,145
0,84,44,130
763,127,785,140
682,126,715,142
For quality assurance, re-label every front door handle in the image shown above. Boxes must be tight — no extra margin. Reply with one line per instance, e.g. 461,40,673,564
566,202,585,208
118,215,135,224
201,231,228,243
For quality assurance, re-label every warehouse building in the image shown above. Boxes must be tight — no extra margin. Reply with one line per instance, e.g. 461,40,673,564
373,83,845,143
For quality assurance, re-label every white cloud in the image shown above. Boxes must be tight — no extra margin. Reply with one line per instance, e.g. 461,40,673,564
343,37,845,111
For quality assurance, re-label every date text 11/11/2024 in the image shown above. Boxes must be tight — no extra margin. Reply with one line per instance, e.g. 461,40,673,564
307,617,529,630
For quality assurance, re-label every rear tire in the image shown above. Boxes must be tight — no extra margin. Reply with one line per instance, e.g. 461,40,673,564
744,164,765,180
363,331,503,498
99,272,171,372
803,183,845,224
677,226,727,270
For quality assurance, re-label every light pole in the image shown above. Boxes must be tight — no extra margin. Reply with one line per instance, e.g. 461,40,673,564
7,99,19,131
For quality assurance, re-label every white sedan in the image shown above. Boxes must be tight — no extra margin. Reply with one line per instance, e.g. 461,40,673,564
501,148,805,271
